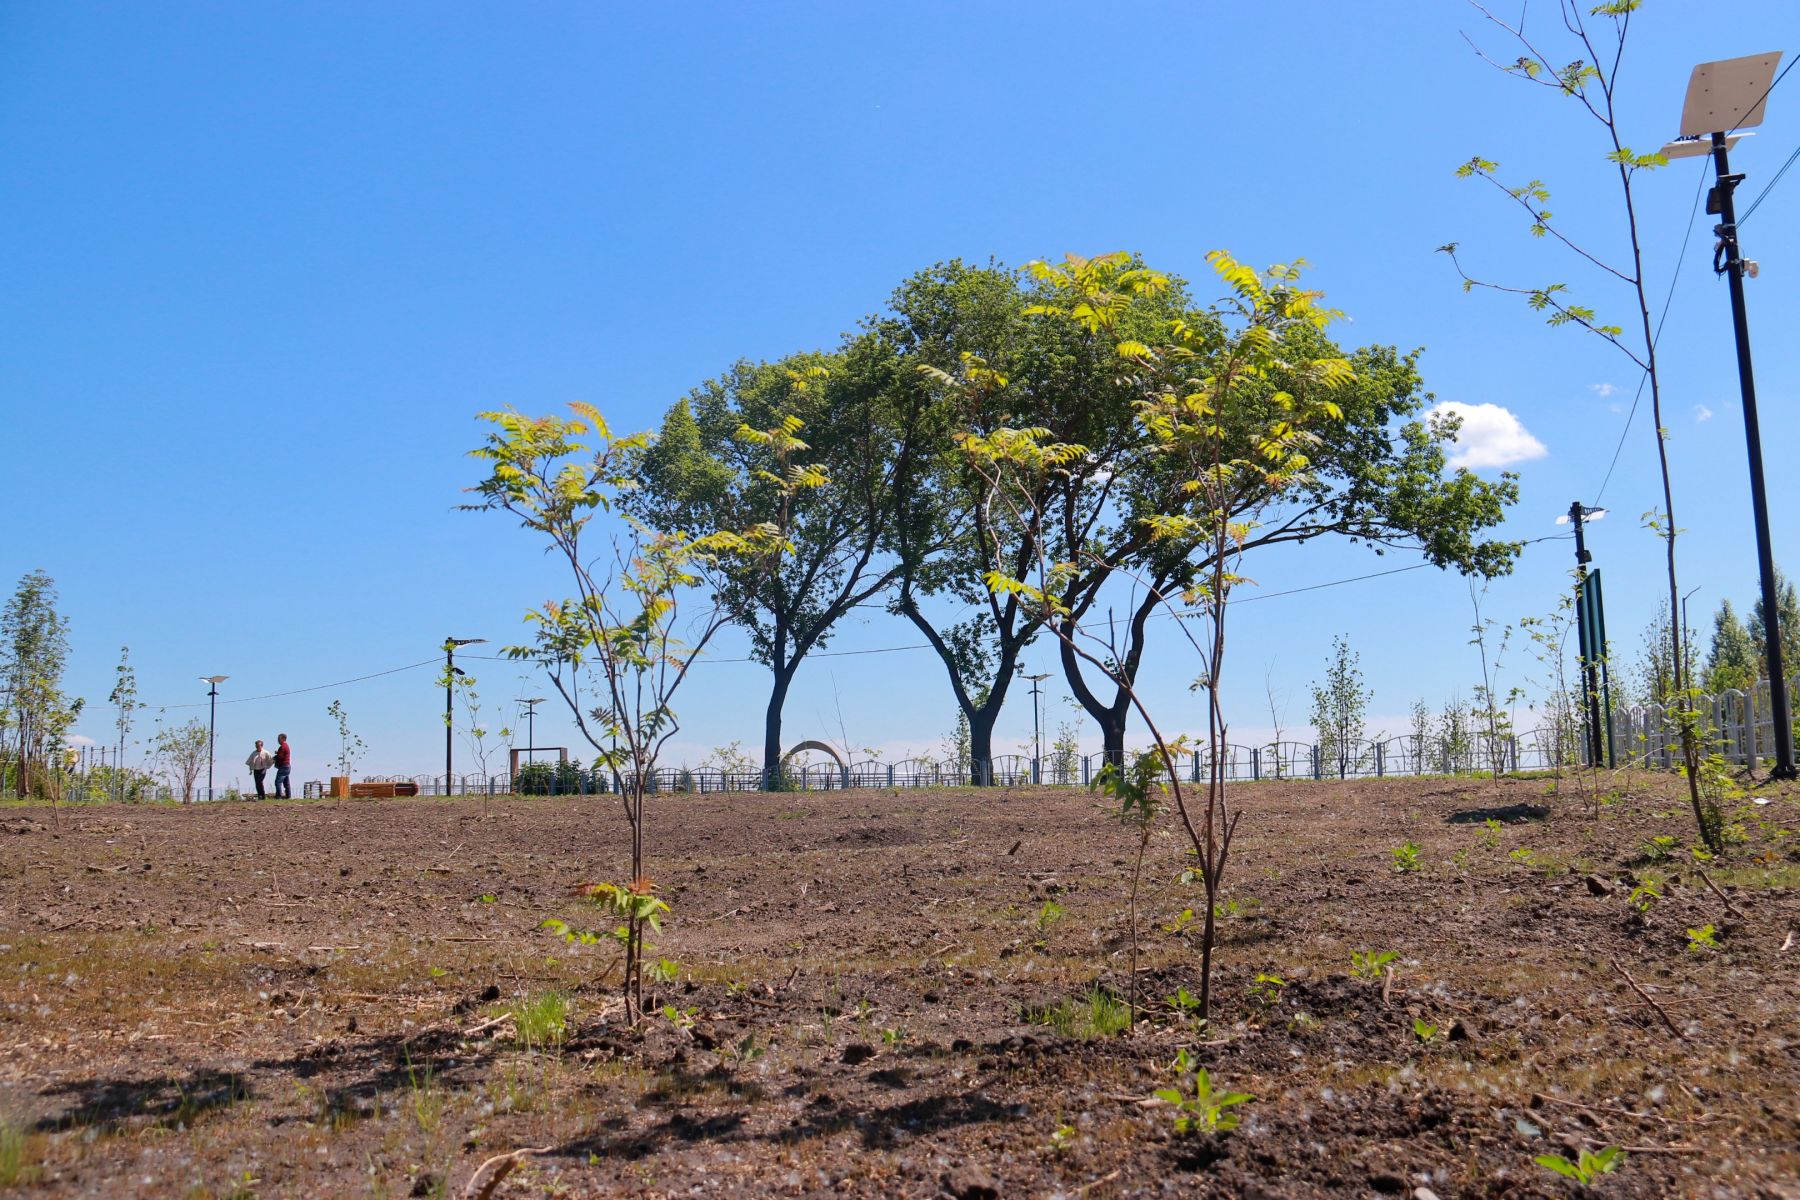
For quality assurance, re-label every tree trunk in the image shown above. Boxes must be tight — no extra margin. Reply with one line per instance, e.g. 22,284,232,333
761,664,796,789
968,705,998,786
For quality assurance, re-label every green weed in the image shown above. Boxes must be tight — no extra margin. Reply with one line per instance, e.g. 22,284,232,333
1155,1048,1251,1135
1023,988,1131,1039
1535,1146,1624,1185
508,990,570,1051
0,1120,40,1187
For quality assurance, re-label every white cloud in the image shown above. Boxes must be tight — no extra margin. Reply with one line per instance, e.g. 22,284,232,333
1694,404,1714,423
1428,402,1549,470
1591,382,1617,398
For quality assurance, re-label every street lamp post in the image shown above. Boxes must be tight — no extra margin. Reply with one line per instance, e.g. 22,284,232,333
519,698,545,768
200,675,229,800
443,638,487,794
1025,672,1050,783
1663,50,1795,779
1682,585,1703,686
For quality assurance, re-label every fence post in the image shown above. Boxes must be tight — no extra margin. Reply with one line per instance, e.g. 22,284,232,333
1311,744,1321,780
1081,756,1090,787
1251,746,1260,781
1375,742,1384,777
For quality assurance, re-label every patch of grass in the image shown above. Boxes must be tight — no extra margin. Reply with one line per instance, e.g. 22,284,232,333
1023,987,1131,1039
508,990,570,1052
0,1119,41,1187
406,1058,444,1132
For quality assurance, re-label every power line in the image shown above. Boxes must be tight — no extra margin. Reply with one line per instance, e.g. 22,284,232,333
1739,139,1800,224
1592,154,1710,506
466,540,1569,665
149,658,439,711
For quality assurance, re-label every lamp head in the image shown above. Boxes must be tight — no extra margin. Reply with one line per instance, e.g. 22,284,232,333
1677,52,1783,138
200,674,230,684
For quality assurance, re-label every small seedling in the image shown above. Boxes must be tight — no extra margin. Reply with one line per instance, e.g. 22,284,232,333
660,1004,698,1032
1686,923,1719,952
1167,986,1202,1017
477,894,497,904
1480,817,1504,848
1510,847,1537,865
1155,1048,1252,1135
1247,973,1286,1007
1392,841,1422,873
1162,907,1199,935
1627,881,1660,915
1047,1123,1077,1154
880,1026,908,1046
1534,1145,1625,1185
1350,949,1399,979
1640,835,1677,862
1412,1017,1439,1043
647,957,679,984
724,1033,766,1063
1037,899,1064,933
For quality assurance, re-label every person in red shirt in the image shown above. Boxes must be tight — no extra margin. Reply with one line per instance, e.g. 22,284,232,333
273,734,292,799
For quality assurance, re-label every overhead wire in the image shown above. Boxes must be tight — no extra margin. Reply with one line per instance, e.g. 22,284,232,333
147,658,440,711
1591,154,1709,507
1738,139,1800,224
459,536,1574,665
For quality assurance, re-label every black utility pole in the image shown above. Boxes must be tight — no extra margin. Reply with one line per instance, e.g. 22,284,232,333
443,637,487,793
1708,133,1796,779
201,676,228,798
205,678,222,799
1569,502,1608,767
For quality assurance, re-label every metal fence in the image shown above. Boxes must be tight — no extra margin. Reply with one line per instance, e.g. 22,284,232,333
19,677,1795,804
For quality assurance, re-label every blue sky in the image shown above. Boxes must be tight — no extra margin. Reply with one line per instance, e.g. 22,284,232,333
4,2,1797,785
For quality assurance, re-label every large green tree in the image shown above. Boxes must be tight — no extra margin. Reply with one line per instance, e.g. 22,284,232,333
885,258,1183,782
1,570,82,799
1704,598,1758,695
927,254,1522,768
1748,567,1800,689
633,334,930,782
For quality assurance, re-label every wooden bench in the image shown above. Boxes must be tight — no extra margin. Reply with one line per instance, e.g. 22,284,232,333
328,778,421,799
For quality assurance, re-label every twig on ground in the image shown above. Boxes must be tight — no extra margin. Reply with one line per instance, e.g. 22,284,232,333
1611,959,1686,1041
1075,1169,1122,1195
462,1146,550,1200
1381,965,1395,1007
461,1013,514,1038
1695,869,1746,919
1532,1092,1683,1127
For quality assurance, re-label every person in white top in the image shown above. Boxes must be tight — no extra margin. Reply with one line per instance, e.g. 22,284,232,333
246,740,275,800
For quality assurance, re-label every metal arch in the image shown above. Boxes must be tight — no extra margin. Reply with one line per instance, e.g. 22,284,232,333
781,740,849,788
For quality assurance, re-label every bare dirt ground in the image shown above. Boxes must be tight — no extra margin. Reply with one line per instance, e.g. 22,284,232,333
1,771,1797,1199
